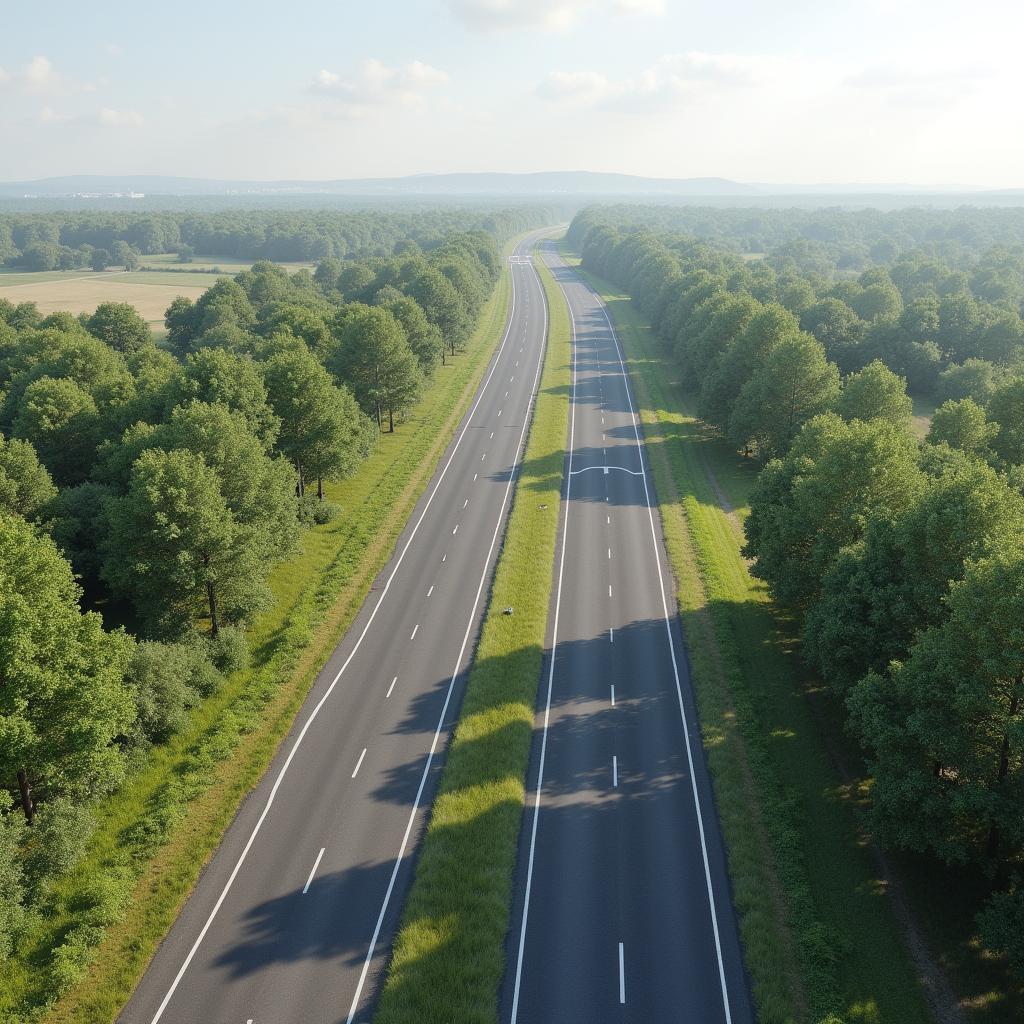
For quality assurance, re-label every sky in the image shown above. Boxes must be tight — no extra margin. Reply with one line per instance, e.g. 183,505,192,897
1,0,1022,187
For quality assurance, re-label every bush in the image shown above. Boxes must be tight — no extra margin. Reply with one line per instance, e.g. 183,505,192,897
207,624,250,675
21,798,96,901
127,638,222,744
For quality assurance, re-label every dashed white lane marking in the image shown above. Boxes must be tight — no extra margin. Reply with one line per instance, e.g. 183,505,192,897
349,242,551,1024
386,676,397,699
498,409,503,416
610,684,616,706
490,432,494,439
410,624,419,640
481,453,487,461
619,943,626,1003
148,255,530,1024
427,585,435,597
612,755,618,788
463,499,469,509
607,515,611,525
608,547,611,560
302,848,326,894
505,391,509,398
608,584,612,598
452,524,459,535
352,748,367,778
610,627,614,643
473,473,478,482
442,552,447,562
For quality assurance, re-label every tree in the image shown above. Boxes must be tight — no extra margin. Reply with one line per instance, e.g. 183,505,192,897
728,334,840,459
987,378,1024,467
836,360,913,428
406,268,471,356
0,512,134,806
104,449,243,637
11,376,101,486
803,455,1024,693
166,349,280,448
928,399,998,459
848,544,1024,865
744,413,923,610
800,298,865,373
699,303,802,431
86,302,152,353
0,433,57,523
330,305,421,431
263,344,374,496
380,293,445,374
90,248,112,272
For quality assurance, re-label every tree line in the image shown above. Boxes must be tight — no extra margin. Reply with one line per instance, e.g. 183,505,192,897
572,210,1024,977
0,229,500,956
0,206,553,271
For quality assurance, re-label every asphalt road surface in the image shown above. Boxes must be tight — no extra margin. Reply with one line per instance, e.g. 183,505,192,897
119,232,550,1024
502,248,754,1024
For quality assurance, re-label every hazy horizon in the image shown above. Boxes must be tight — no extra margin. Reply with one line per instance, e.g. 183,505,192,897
3,0,1023,188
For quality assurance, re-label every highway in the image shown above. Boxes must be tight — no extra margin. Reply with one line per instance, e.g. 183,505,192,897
502,248,754,1023
119,231,550,1024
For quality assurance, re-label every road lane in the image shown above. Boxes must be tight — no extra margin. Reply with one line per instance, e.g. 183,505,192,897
504,247,753,1023
119,232,550,1024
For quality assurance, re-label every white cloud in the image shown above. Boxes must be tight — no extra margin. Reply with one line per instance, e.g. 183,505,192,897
35,106,143,128
0,55,94,95
308,59,448,113
446,0,662,32
538,51,780,112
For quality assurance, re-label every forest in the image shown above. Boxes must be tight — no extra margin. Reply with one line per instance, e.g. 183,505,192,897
569,206,1024,978
0,223,504,964
0,206,553,269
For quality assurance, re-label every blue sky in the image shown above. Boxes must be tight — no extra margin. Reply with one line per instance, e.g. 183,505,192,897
2,0,1021,186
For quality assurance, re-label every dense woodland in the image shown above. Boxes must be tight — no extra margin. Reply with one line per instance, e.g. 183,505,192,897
0,225,503,957
0,206,552,269
570,207,1024,977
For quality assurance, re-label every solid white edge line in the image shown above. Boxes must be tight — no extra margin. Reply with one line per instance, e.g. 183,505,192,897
595,270,735,1024
302,848,326,894
510,244,575,1024
345,239,550,1024
619,942,626,1004
147,238,528,1024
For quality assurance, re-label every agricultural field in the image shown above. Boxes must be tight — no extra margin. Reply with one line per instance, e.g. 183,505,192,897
0,257,315,331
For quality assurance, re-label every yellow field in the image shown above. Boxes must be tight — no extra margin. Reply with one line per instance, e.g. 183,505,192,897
0,273,209,327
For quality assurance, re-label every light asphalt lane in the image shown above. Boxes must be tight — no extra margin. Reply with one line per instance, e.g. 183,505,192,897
118,231,551,1024
502,247,754,1024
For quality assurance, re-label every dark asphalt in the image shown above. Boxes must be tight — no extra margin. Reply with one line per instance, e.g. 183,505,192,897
502,249,754,1024
118,232,550,1024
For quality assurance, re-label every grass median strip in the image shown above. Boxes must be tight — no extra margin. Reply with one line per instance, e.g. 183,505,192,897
0,257,517,1024
569,250,932,1024
374,257,570,1024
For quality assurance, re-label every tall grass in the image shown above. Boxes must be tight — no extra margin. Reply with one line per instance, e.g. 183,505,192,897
374,258,570,1024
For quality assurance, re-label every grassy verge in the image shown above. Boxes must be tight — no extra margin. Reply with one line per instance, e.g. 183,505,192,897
568,250,933,1024
0,255,517,1024
374,259,569,1024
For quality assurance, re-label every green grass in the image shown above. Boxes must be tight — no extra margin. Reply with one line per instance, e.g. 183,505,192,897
568,250,933,1024
374,258,570,1024
0,254,518,1024
911,393,938,439
136,253,316,272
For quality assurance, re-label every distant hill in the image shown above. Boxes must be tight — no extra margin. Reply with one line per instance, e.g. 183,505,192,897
0,171,757,198
0,171,1007,202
